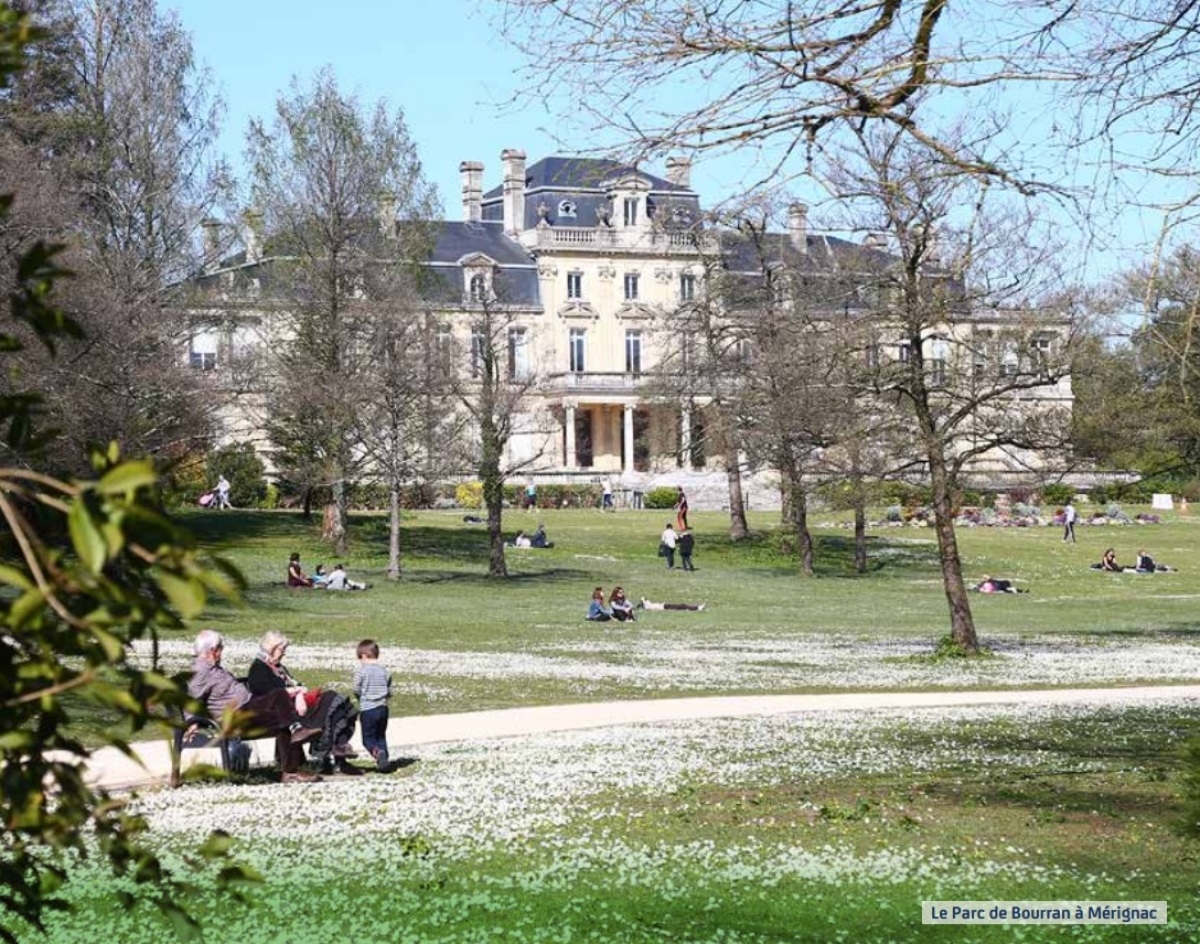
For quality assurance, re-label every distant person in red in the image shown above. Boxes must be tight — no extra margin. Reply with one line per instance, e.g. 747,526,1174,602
674,487,689,531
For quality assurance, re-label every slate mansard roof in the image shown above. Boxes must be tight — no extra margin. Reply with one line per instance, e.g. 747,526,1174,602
425,220,540,307
481,156,702,231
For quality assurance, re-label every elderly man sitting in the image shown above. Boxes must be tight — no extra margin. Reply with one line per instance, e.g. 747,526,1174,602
187,629,323,783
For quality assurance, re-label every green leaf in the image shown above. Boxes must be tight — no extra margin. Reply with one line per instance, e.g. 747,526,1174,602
0,563,34,591
96,461,158,496
8,586,46,627
156,571,206,619
198,831,235,858
68,500,106,573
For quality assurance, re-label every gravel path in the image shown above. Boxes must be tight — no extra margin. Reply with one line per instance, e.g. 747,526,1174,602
77,683,1200,791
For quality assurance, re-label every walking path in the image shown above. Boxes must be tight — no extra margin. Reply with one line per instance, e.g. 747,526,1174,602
84,684,1200,791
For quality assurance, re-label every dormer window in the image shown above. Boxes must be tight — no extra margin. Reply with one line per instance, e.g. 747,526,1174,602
469,273,487,302
623,197,638,227
558,200,577,219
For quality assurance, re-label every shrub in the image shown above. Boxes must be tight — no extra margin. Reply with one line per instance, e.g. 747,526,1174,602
161,453,208,508
1182,736,1200,838
536,484,600,508
455,482,484,508
207,444,268,507
644,486,679,509
1041,483,1075,506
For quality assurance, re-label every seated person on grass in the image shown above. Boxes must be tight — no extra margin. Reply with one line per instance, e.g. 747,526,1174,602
586,587,612,621
1093,548,1124,572
287,552,313,588
530,524,554,548
609,586,636,621
324,562,368,591
1135,548,1175,573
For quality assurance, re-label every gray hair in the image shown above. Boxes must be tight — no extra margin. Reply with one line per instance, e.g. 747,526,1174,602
260,629,291,653
194,629,224,655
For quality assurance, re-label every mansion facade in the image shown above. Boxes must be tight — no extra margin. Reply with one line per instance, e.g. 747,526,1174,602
188,150,1074,496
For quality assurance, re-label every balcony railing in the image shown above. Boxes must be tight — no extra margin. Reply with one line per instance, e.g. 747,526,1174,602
530,227,716,254
544,371,644,394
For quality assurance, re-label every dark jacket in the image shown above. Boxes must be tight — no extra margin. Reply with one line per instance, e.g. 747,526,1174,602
678,531,695,555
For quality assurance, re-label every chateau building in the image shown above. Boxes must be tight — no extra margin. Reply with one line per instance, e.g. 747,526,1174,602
188,149,1074,496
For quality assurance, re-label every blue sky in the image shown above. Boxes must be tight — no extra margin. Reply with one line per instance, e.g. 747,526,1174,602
167,0,1176,286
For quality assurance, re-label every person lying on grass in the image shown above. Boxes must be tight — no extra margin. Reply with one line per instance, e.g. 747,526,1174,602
638,598,706,611
970,575,1029,593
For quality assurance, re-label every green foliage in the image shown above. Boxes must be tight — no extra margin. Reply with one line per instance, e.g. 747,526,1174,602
1041,483,1075,506
643,486,678,509
0,9,251,935
1182,735,1200,838
531,483,599,508
206,444,267,508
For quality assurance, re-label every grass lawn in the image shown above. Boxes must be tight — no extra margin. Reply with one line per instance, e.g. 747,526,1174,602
14,505,1200,942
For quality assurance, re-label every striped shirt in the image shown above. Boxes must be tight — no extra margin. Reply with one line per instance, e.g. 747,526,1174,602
353,662,392,711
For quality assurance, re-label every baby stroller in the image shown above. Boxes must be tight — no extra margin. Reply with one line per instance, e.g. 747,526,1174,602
197,491,216,508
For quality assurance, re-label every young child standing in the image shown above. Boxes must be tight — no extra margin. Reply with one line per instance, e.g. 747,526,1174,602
353,639,392,771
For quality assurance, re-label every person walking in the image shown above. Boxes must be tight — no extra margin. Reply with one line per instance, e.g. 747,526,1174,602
659,522,678,569
602,476,614,511
215,474,232,510
1062,500,1077,543
678,528,696,571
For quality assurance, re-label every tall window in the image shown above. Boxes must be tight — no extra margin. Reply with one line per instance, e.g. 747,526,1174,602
929,338,949,386
624,272,639,300
897,340,911,364
468,273,487,302
569,328,586,373
436,323,453,366
623,197,638,226
625,330,643,374
736,338,753,366
1031,334,1053,370
679,272,696,301
508,327,529,379
567,271,583,300
189,327,220,370
471,327,486,377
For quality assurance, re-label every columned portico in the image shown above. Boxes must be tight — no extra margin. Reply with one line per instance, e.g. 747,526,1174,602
564,402,577,469
623,404,635,472
679,404,692,471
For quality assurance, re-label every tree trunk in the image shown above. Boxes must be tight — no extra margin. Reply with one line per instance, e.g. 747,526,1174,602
387,481,402,580
725,458,749,541
780,458,813,576
928,447,977,652
323,480,348,556
854,497,867,574
480,433,508,578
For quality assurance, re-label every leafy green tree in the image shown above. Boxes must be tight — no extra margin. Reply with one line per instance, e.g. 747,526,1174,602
0,8,251,939
205,442,267,508
246,69,437,555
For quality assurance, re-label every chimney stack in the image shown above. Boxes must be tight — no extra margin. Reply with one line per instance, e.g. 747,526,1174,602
241,210,263,264
201,217,222,271
787,203,808,253
460,160,484,222
501,148,527,235
665,156,692,188
378,192,397,236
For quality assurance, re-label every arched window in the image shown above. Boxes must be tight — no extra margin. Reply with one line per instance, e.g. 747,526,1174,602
469,273,487,302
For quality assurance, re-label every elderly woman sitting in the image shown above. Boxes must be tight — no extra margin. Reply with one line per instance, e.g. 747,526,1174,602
186,629,322,783
246,630,360,775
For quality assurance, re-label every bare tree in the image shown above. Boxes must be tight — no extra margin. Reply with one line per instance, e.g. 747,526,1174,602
823,129,1078,651
440,283,546,578
495,0,1069,189
0,0,229,473
246,70,437,554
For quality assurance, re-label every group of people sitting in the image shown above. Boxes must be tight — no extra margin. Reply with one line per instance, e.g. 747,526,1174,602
1094,548,1175,573
287,553,369,590
186,629,365,782
509,524,554,549
586,586,706,620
